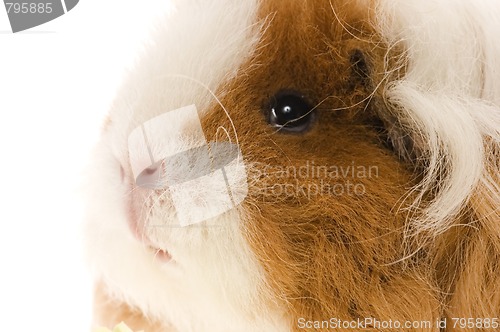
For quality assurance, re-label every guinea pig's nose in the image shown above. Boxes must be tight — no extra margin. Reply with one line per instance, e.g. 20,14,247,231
136,160,164,189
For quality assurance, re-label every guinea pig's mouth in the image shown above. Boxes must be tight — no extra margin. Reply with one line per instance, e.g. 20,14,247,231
149,246,173,262
129,218,174,263
126,190,174,263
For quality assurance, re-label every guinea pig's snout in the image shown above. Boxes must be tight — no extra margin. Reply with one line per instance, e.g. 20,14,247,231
127,105,249,228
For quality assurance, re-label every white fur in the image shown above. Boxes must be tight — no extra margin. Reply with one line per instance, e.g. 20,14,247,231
376,0,500,236
85,1,289,331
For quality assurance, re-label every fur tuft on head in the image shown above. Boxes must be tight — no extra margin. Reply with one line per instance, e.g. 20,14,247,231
376,0,500,237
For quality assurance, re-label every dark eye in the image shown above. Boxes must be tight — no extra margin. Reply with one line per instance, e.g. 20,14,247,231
268,91,314,132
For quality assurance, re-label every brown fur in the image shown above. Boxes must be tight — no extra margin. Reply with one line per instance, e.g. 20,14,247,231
200,0,499,330
201,1,442,330
435,164,500,331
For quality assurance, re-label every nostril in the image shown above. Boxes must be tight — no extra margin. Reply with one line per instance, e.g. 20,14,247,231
136,160,164,189
144,165,158,175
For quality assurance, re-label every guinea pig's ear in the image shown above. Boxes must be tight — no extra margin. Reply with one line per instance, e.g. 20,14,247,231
355,44,422,163
348,49,370,90
350,50,370,80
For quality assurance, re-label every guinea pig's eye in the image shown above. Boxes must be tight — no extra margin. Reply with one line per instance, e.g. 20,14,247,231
267,91,314,132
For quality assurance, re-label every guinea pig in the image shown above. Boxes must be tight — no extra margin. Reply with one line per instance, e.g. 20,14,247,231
85,0,500,331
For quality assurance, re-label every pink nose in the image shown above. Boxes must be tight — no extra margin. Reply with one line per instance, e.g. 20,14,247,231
136,160,164,189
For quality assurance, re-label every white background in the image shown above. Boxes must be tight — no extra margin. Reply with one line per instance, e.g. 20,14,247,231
0,1,172,330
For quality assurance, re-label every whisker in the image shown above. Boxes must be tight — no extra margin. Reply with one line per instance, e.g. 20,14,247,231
215,126,232,144
273,95,332,134
163,73,241,149
328,0,374,44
